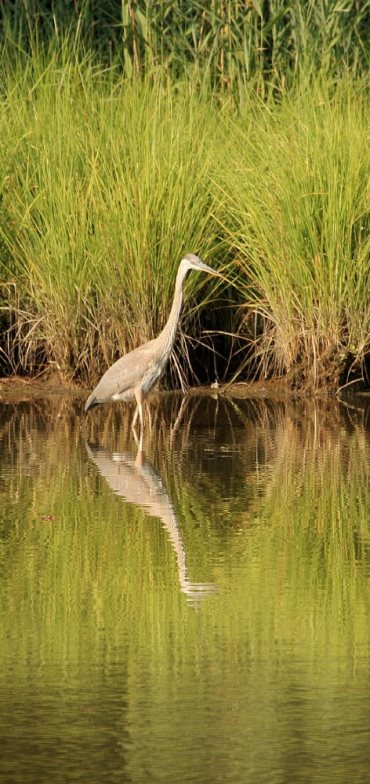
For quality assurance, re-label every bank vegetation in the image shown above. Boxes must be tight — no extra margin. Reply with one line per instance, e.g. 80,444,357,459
0,2,369,393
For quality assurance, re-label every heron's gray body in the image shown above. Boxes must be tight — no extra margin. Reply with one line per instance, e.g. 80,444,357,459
84,254,217,430
85,336,164,409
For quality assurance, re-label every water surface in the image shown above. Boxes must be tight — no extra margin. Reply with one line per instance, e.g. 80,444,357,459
1,394,370,783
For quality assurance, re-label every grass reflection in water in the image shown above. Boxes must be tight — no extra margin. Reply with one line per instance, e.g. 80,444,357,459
0,394,370,784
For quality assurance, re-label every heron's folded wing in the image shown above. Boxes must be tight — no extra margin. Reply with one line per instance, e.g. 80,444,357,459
93,337,159,399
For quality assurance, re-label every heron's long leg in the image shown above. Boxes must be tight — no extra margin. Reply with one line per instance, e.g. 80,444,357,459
138,402,144,430
147,401,153,432
131,405,139,431
133,388,144,432
132,425,144,453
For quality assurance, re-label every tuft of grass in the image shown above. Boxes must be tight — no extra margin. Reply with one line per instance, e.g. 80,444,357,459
217,78,370,389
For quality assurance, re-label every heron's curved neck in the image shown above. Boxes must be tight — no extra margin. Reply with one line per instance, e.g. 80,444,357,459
160,264,188,358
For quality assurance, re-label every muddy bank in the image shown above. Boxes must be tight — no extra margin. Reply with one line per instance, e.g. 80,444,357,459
1,372,369,405
0,370,310,403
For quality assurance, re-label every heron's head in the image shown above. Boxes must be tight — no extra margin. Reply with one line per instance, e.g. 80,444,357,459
180,253,216,276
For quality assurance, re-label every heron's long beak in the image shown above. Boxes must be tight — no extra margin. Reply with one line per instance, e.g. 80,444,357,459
196,260,222,277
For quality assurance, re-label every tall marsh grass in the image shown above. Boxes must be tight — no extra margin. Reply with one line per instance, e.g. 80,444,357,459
1,0,369,88
0,54,224,383
218,79,370,388
0,44,369,390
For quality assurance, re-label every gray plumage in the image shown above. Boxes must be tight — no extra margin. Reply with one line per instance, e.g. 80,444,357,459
84,254,217,431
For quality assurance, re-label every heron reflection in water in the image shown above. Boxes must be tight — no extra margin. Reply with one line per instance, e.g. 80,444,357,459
84,254,220,442
86,442,217,604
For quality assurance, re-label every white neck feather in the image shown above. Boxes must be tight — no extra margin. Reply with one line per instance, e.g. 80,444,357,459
159,261,190,361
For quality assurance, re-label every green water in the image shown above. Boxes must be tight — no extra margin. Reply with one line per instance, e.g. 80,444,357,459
1,394,370,784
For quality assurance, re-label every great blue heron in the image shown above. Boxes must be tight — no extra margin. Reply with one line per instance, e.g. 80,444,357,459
84,253,218,429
